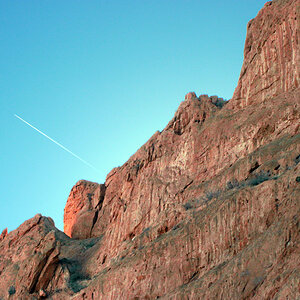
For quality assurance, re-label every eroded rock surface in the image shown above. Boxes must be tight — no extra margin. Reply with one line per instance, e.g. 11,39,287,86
229,0,299,109
0,214,102,299
0,0,299,299
64,180,105,239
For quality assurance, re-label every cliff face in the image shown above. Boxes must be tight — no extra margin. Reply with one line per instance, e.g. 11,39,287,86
63,180,105,239
229,0,299,109
0,1,299,299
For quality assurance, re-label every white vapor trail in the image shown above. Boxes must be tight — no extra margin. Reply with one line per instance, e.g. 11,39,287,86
14,114,100,173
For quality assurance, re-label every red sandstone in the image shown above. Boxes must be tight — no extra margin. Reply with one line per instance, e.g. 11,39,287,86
0,1,299,299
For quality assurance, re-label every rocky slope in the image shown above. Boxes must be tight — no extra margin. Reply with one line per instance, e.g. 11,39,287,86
0,0,299,299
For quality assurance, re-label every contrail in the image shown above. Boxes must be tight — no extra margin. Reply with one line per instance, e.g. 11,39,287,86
14,114,100,173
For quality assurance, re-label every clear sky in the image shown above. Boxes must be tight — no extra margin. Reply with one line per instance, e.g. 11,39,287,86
0,0,267,233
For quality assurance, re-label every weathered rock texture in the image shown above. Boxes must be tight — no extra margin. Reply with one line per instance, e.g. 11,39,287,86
64,180,105,239
229,0,299,109
0,0,299,299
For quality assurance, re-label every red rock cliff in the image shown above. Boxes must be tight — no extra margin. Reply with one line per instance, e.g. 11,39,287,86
229,0,299,109
64,180,105,239
0,1,299,299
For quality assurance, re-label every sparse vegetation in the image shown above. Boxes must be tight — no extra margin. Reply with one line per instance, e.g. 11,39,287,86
60,258,90,293
142,227,150,234
8,286,16,295
82,238,98,249
172,223,181,231
183,202,193,210
205,190,221,201
253,276,264,288
226,179,240,190
214,99,227,108
246,171,270,186
69,272,90,293
183,168,284,213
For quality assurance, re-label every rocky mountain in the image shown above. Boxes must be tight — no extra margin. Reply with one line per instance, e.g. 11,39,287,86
0,0,299,299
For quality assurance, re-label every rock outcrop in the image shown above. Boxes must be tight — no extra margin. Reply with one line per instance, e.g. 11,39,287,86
0,0,299,299
229,0,299,109
64,180,105,239
0,228,7,242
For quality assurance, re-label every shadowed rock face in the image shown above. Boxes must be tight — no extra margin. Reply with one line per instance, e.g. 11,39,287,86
0,1,299,299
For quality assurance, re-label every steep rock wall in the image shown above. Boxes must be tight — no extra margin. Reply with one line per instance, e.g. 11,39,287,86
0,0,299,299
229,0,299,109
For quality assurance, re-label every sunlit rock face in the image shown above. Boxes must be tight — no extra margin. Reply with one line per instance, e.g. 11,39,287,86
64,180,105,239
0,0,299,299
229,0,299,109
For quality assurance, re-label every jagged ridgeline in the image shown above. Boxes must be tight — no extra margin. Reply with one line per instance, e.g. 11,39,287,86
0,0,299,299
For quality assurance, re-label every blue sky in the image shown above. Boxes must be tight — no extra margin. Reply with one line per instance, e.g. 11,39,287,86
0,0,267,232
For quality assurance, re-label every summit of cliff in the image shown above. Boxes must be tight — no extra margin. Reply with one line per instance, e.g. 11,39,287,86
229,0,299,109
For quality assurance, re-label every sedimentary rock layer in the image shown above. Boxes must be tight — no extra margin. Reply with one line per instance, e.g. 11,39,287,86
0,0,299,299
230,0,299,109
